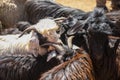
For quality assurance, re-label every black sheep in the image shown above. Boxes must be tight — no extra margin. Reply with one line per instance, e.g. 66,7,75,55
25,0,85,24
40,49,95,80
67,7,120,80
0,52,60,80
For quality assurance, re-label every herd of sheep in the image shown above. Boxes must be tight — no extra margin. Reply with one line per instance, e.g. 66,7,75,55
0,0,120,80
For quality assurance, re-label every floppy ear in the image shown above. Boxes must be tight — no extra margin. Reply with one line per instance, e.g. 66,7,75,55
29,37,38,44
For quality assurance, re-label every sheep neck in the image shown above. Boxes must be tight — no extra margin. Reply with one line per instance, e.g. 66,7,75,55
88,33,120,80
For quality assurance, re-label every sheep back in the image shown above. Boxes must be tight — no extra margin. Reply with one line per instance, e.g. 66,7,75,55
40,52,95,80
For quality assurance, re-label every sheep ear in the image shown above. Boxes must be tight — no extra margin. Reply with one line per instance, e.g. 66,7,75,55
29,31,38,43
30,38,36,43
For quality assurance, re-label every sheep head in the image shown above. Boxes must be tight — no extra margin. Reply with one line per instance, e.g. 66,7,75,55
66,7,120,61
19,17,66,43
28,31,48,56
41,36,77,62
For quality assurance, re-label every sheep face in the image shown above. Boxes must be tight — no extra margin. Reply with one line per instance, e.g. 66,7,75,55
24,31,48,56
34,18,60,43
42,29,60,43
88,31,108,60
88,18,112,35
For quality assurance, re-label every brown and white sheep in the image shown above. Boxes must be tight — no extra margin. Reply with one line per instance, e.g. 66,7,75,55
0,17,64,56
40,49,95,80
19,18,65,43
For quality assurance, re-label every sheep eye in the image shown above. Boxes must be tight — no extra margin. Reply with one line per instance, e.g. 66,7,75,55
56,30,60,34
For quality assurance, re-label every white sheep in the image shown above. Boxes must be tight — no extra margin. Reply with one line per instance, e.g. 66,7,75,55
0,30,47,56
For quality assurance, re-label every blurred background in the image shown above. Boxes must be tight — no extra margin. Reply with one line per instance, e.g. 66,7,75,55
56,0,111,12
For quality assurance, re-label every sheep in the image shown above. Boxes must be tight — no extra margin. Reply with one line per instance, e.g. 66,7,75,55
87,31,120,80
0,51,61,80
0,17,66,56
0,30,48,56
67,7,120,80
38,36,95,80
24,0,85,24
39,48,95,80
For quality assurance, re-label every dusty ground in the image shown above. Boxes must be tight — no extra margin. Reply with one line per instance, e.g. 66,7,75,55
56,0,111,12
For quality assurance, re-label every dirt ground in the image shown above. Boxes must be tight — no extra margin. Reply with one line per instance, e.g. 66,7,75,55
56,0,111,12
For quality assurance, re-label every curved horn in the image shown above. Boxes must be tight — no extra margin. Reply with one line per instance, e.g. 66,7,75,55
54,17,67,21
67,36,74,49
18,26,37,38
